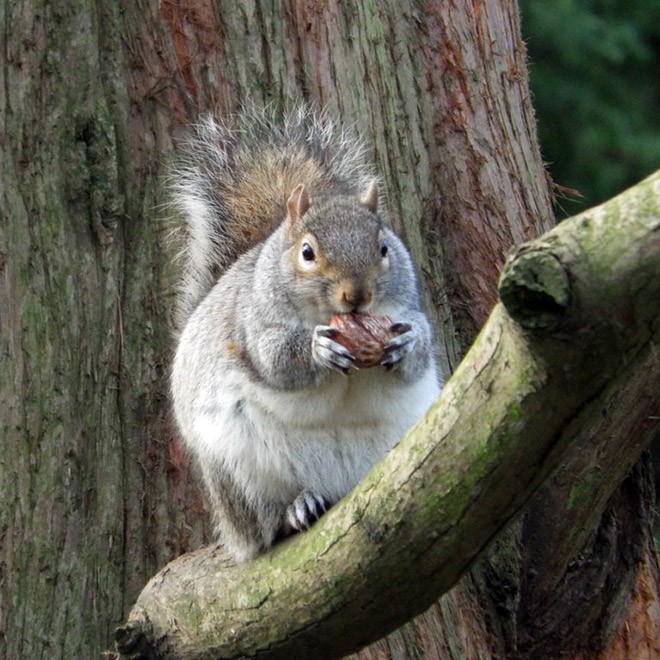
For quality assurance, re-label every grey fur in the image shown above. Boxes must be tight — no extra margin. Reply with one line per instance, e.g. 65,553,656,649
170,107,442,561
170,105,375,327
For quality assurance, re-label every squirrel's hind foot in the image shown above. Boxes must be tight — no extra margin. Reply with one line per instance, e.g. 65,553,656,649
283,489,332,534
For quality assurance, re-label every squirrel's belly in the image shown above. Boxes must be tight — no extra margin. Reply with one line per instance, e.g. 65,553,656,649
228,405,403,503
232,368,438,502
246,366,438,430
181,363,439,504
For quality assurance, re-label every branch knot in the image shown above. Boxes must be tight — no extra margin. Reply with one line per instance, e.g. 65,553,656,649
499,247,570,330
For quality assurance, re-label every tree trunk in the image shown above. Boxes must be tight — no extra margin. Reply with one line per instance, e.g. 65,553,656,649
0,2,209,657
1,1,657,658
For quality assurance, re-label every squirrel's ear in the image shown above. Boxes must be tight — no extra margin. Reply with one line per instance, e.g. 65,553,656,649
360,179,379,213
287,184,310,227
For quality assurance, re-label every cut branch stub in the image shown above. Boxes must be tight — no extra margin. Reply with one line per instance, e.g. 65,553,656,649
114,612,155,659
498,246,570,330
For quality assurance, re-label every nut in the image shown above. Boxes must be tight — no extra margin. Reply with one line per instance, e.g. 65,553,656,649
329,312,396,368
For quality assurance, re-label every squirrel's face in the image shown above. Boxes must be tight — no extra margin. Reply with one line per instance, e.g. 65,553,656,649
288,197,392,317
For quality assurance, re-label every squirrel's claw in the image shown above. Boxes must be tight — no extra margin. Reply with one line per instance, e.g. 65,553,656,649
285,489,330,532
381,323,416,368
390,322,412,335
312,325,355,374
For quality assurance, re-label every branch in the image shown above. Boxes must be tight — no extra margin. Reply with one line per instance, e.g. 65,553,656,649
116,171,660,659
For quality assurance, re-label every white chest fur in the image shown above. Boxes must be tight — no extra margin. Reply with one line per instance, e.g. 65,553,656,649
176,355,439,506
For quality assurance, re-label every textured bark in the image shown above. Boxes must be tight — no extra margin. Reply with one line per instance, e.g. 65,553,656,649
0,3,209,658
1,1,658,658
115,172,660,659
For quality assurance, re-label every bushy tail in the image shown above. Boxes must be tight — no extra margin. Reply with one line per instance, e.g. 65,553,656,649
169,105,376,328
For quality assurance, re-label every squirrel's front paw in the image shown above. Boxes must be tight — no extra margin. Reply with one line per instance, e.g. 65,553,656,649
381,322,417,369
285,489,331,533
312,325,355,375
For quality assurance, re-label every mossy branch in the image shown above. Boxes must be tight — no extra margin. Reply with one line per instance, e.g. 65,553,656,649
116,172,660,659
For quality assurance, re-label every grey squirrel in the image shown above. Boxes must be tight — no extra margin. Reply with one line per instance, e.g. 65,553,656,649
170,106,441,562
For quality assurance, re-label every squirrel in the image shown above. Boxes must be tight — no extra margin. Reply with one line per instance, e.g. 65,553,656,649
170,106,442,562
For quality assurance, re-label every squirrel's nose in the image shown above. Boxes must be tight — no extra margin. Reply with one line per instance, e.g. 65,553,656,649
339,280,373,311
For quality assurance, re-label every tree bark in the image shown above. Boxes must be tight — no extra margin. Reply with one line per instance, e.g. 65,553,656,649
115,171,660,659
0,2,209,657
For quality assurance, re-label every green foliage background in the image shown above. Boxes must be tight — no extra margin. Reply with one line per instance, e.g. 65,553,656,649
520,0,660,216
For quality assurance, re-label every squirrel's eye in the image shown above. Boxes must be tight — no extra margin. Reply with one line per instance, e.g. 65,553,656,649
301,243,316,261
380,241,389,258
